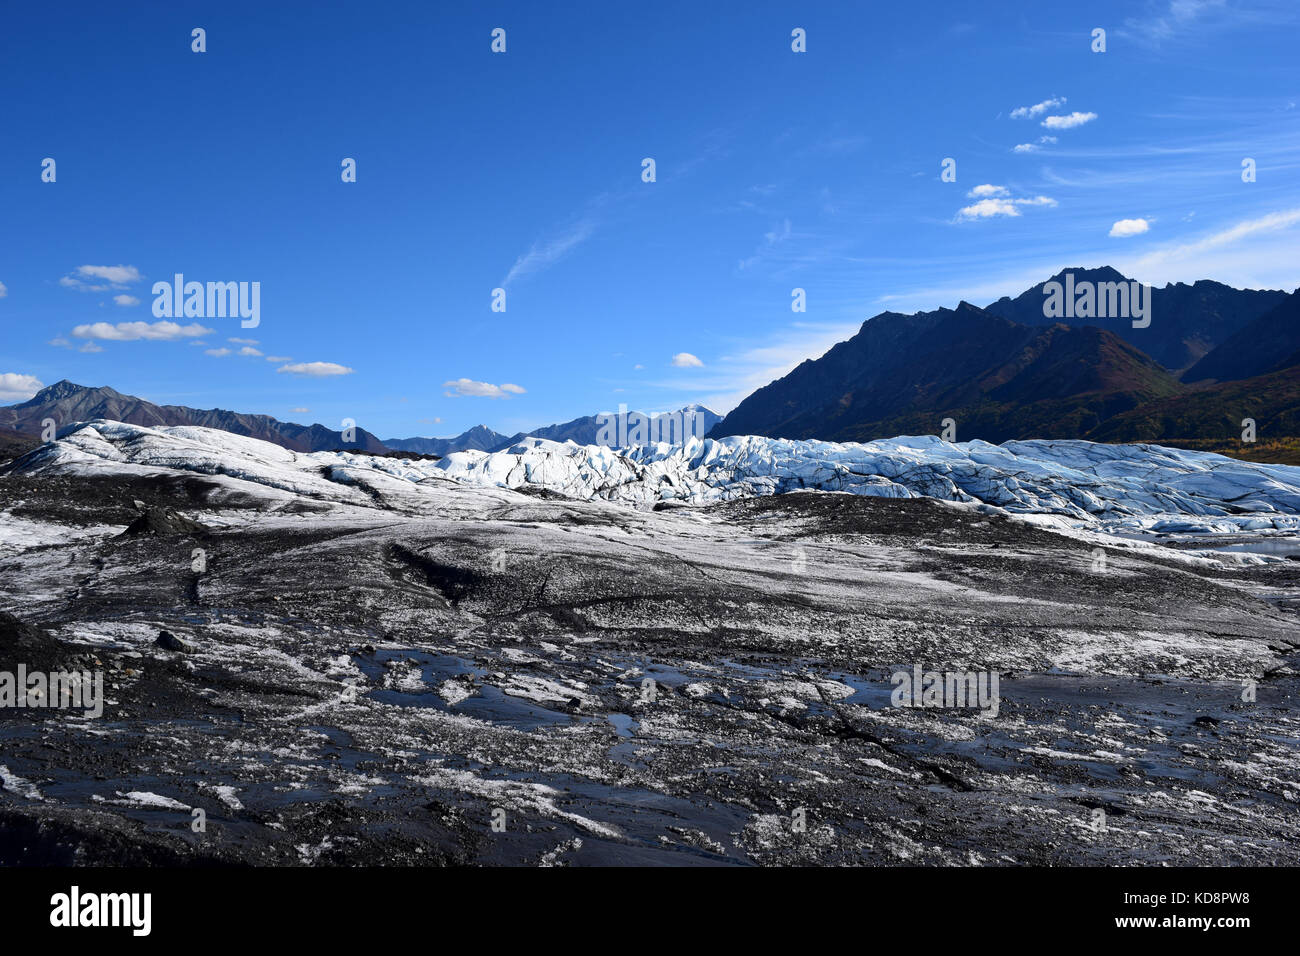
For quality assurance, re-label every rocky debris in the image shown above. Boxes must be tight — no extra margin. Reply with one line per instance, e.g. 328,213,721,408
119,505,210,538
0,611,69,673
154,630,192,653
2,424,1299,866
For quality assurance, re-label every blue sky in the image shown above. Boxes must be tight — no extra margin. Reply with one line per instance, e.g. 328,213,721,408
2,0,1298,437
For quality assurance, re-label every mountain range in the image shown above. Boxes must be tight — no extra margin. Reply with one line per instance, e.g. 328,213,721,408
0,382,722,461
710,268,1300,461
0,380,389,453
3,267,1297,465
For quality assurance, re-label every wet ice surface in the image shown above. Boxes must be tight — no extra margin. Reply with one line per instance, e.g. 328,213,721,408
1,437,1299,865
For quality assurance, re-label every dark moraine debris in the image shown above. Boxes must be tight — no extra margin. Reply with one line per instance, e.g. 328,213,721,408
154,630,192,653
119,505,210,538
0,611,70,673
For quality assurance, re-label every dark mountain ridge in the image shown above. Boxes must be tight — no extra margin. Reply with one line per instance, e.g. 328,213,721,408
710,270,1298,454
0,381,389,453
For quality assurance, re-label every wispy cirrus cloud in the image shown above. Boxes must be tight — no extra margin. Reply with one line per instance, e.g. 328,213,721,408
738,219,795,270
277,362,355,377
1010,96,1065,119
1012,136,1057,153
502,217,597,286
1115,0,1280,47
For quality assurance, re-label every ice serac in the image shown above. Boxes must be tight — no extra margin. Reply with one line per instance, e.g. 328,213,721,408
437,434,1300,534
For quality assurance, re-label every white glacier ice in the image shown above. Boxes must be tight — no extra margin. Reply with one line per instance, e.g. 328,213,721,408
8,421,1300,538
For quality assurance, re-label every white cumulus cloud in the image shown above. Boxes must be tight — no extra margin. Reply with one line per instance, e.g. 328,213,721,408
112,294,140,306
61,264,144,291
1109,218,1151,238
72,321,213,341
0,373,44,402
441,378,526,398
1042,111,1097,130
956,195,1057,221
671,352,704,368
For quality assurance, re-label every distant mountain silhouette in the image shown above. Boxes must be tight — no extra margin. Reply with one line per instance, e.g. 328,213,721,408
0,381,389,453
489,404,723,451
383,424,510,456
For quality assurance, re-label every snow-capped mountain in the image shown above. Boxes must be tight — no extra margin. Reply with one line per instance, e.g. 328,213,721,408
383,404,724,456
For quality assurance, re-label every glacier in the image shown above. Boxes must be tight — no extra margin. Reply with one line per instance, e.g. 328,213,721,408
8,420,1300,538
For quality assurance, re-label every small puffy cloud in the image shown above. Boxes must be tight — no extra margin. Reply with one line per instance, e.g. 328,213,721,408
1042,111,1097,129
0,281,7,298
265,355,293,362
959,198,1021,219
205,348,232,357
61,264,144,291
957,194,1057,221
1109,217,1151,238
112,294,140,306
671,352,704,368
79,342,104,354
238,346,263,357
1010,96,1066,119
72,320,212,341
441,378,525,398
968,184,1009,198
0,373,44,401
77,264,142,284
289,407,310,414
277,362,355,377
1012,135,1057,154
229,337,258,345
48,337,70,348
